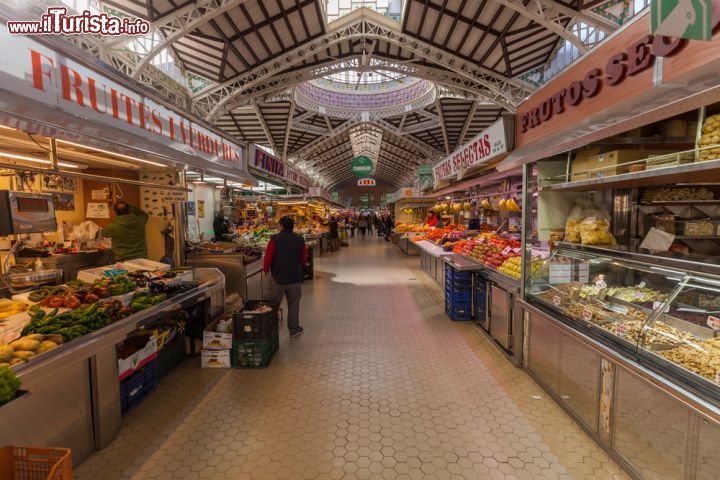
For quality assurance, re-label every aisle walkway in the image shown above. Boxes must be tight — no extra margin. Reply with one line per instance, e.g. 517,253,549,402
76,237,629,480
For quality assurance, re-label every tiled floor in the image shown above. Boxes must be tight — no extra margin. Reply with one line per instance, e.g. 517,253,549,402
76,236,630,480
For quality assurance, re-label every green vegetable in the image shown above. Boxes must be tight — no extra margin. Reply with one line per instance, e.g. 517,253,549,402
0,366,21,405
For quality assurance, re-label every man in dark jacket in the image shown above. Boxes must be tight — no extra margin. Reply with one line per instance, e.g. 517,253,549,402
384,214,394,242
102,202,149,261
263,216,308,337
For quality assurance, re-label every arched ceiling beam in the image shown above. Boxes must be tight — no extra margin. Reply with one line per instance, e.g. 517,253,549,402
104,0,252,79
491,0,616,53
192,9,534,120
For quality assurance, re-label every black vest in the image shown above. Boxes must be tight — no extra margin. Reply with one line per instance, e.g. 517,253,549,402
270,231,305,285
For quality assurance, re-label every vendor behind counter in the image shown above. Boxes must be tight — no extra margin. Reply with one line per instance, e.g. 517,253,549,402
101,202,149,261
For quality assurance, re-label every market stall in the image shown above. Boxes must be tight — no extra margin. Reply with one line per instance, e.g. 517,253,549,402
501,15,720,480
0,266,224,465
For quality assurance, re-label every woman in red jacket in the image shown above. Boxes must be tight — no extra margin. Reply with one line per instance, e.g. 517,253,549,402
425,211,437,227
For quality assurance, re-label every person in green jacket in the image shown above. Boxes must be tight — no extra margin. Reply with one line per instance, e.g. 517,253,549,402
102,202,149,261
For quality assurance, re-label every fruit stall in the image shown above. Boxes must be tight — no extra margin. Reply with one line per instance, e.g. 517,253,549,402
0,266,225,465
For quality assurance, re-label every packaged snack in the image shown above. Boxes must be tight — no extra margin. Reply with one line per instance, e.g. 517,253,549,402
579,215,616,245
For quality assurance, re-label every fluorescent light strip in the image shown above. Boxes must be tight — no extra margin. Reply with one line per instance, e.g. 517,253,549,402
0,151,80,169
57,139,166,168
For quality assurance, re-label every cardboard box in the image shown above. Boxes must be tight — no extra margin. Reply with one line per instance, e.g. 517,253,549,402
201,349,231,368
118,336,158,380
572,149,672,180
570,148,599,181
203,317,232,350
659,119,688,138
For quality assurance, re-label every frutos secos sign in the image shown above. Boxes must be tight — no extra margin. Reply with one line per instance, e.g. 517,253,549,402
432,118,509,183
358,178,376,187
521,24,720,133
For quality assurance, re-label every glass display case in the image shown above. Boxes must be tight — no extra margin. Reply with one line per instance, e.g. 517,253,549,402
527,244,720,400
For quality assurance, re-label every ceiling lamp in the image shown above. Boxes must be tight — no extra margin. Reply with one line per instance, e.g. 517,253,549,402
0,151,82,169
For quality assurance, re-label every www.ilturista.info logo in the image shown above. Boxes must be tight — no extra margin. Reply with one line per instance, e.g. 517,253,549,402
7,7,150,36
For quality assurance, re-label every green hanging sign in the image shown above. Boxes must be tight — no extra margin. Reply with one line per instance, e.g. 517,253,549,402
351,155,373,178
651,0,712,41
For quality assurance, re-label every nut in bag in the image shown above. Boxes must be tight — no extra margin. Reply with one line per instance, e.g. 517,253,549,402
579,215,616,245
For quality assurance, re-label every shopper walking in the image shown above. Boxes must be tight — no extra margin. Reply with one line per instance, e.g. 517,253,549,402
375,215,383,237
366,214,373,235
384,214,394,242
263,216,307,338
358,217,368,236
329,216,340,252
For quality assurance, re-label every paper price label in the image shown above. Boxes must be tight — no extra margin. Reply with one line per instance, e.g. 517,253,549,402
582,308,594,322
502,246,512,255
616,323,628,335
707,316,720,331
653,301,663,311
552,295,562,306
512,247,522,254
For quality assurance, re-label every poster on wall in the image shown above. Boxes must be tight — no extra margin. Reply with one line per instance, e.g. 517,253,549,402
197,200,205,218
185,201,196,216
42,174,78,192
141,171,177,218
91,188,109,200
52,192,75,211
86,202,109,219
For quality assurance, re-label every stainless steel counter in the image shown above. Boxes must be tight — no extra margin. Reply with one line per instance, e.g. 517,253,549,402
0,268,225,466
520,300,720,480
186,253,266,301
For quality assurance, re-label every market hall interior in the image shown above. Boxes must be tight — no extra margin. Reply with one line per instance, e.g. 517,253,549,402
74,236,629,480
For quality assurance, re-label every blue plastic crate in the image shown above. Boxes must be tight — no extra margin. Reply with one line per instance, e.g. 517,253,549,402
445,278,472,290
444,264,472,279
445,304,473,321
445,289,472,304
120,359,158,415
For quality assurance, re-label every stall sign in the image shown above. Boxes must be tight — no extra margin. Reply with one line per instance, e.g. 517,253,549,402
86,202,109,219
432,119,508,184
394,187,418,201
0,29,247,173
358,178,376,187
91,189,108,200
249,145,311,189
519,20,720,134
162,190,188,202
351,156,373,178
418,165,433,190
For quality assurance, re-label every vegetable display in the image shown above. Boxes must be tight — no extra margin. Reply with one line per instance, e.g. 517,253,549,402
0,366,21,405
130,291,167,311
22,301,133,342
149,281,200,298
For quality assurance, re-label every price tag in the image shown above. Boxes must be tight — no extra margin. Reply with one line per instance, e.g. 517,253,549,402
638,281,646,288
552,295,561,306
512,247,522,254
707,316,720,331
653,301,663,311
582,307,594,322
633,292,646,300
502,246,512,255
616,323,628,335
595,279,607,289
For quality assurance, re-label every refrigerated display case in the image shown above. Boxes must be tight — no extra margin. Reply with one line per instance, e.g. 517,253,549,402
526,243,720,401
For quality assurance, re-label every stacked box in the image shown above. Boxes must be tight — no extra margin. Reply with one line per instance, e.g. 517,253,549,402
444,264,473,321
231,301,280,368
201,317,232,368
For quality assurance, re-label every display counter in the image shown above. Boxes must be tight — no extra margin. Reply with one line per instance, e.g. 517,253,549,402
22,251,114,282
398,236,420,256
0,268,225,466
186,253,265,301
416,240,453,286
